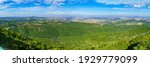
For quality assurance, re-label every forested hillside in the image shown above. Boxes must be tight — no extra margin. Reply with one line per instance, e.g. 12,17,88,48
0,19,150,50
127,33,150,50
0,27,54,50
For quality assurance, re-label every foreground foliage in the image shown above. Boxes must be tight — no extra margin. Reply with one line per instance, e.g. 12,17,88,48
0,27,55,50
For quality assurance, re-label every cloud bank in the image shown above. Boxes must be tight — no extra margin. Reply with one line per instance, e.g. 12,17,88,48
96,0,150,8
96,0,150,4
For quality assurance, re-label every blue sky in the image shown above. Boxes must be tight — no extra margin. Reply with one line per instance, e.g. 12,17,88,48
0,0,150,17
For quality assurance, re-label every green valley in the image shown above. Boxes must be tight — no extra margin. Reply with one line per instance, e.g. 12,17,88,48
0,18,150,50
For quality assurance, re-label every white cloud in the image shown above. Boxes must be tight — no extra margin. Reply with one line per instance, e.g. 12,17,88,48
11,0,66,5
45,0,65,6
96,0,150,4
12,0,36,3
0,5,8,9
66,0,87,4
0,0,7,3
11,0,86,6
96,0,150,8
0,6,60,16
0,0,88,9
0,6,99,17
12,0,24,3
1,6,150,17
133,4,144,8
45,0,65,3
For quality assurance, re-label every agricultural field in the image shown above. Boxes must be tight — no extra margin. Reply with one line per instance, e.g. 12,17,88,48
0,18,150,50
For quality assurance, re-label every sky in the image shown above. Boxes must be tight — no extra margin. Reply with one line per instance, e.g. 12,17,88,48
0,0,150,17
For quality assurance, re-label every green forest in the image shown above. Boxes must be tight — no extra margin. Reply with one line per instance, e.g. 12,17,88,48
0,18,150,50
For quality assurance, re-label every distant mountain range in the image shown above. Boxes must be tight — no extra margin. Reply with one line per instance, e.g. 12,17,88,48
0,16,150,22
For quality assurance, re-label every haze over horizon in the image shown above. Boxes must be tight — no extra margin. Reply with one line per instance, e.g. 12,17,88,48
0,0,150,17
